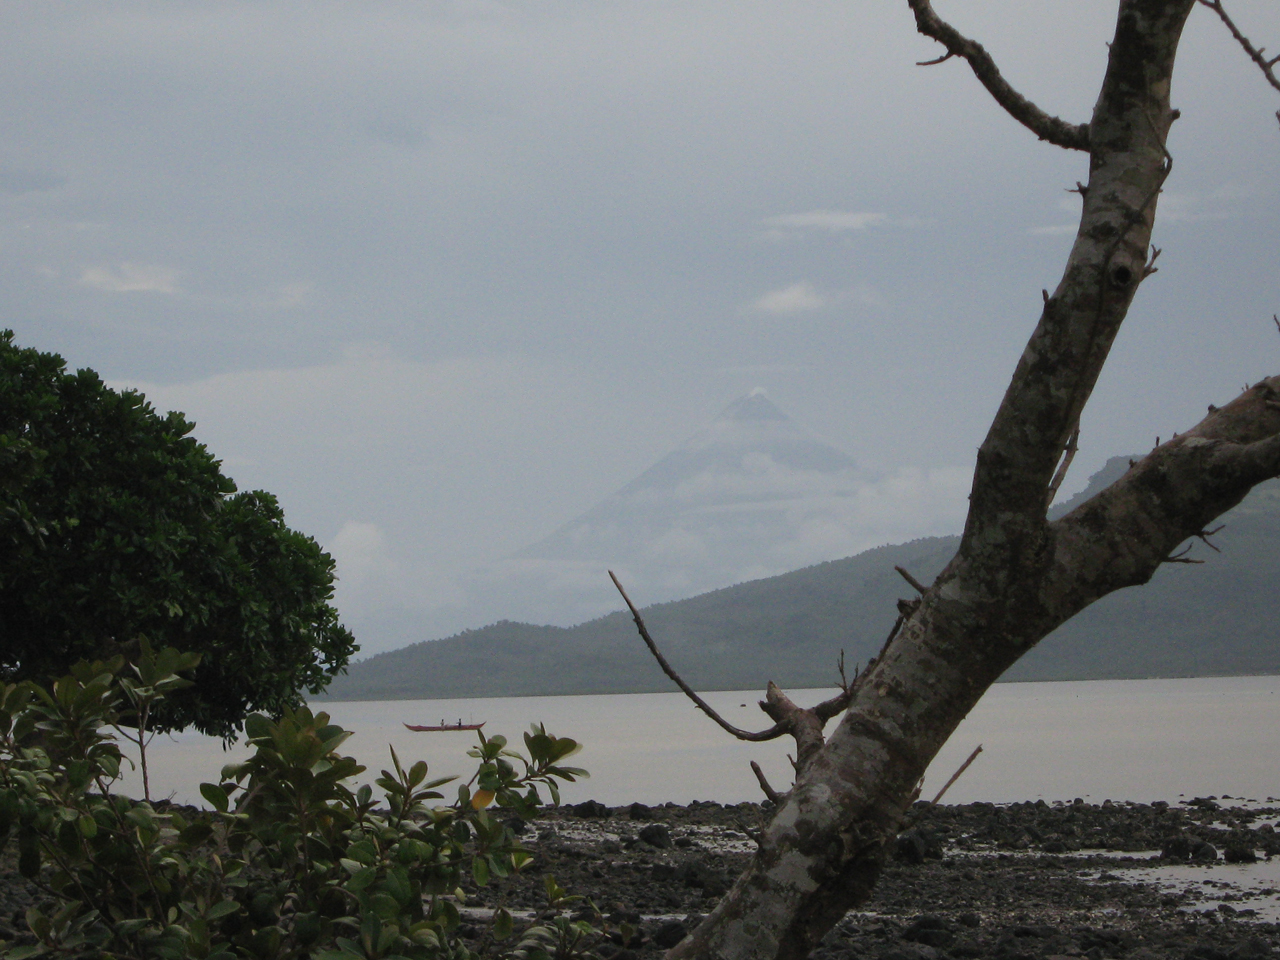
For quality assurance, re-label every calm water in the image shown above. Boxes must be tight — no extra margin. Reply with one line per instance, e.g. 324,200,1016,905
117,676,1280,807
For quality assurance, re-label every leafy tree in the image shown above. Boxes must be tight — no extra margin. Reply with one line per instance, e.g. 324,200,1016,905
0,330,356,738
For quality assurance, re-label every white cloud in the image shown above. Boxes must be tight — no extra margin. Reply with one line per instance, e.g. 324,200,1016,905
1156,186,1247,224
761,210,887,232
79,262,180,294
274,281,313,308
749,281,826,315
329,520,465,615
1027,224,1077,236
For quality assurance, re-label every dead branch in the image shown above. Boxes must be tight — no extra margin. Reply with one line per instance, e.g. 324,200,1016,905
894,565,928,595
929,744,984,806
906,0,1090,150
750,761,782,805
1196,0,1280,94
611,571,857,774
1164,543,1205,564
1045,424,1080,508
1195,524,1225,552
609,571,787,743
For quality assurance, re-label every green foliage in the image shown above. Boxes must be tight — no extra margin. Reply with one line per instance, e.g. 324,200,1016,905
0,330,356,738
0,649,597,960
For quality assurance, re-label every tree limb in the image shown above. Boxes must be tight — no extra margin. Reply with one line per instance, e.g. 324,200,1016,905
611,571,857,775
609,570,787,743
1196,0,1280,94
750,761,782,805
906,0,1091,150
929,744,983,806
894,565,928,595
1045,425,1081,508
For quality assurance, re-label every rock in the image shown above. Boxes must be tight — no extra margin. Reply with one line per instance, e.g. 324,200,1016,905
896,828,943,864
896,831,929,865
1011,924,1056,939
628,802,655,821
1228,939,1271,960
638,823,671,849
651,863,678,881
902,915,954,948
653,920,688,949
1185,947,1230,960
1191,840,1219,862
1162,836,1195,859
572,800,610,818
882,945,940,960
1223,843,1257,863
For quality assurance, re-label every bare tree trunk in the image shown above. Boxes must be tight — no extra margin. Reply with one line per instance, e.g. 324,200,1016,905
670,1,1280,957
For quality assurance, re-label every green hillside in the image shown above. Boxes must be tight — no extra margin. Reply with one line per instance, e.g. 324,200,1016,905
319,463,1280,701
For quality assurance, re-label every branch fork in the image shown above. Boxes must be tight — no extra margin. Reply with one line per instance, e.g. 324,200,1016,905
609,571,856,801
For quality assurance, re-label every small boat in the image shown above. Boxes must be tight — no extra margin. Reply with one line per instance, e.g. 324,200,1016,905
403,721,486,732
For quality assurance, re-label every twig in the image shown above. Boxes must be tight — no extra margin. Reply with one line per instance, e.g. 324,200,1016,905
894,565,928,595
1195,525,1225,553
1196,0,1280,94
1045,424,1080,509
916,51,954,67
906,0,1090,150
610,571,787,742
929,744,984,806
1273,314,1279,336
750,761,782,805
1164,543,1205,564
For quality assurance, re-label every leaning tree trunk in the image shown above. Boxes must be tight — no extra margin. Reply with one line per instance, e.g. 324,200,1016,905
670,1,1280,958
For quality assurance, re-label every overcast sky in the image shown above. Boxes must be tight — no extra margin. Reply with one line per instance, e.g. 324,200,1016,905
4,1,1278,655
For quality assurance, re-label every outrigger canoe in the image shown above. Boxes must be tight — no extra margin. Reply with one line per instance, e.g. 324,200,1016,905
403,721,486,732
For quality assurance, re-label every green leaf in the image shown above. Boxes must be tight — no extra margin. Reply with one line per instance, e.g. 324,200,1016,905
493,907,514,940
205,900,240,920
199,782,229,813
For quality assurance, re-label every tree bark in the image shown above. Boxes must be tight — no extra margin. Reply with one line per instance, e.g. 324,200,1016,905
669,2,1280,958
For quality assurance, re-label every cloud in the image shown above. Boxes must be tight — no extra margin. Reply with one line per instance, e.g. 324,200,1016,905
761,210,887,232
329,520,465,614
275,282,312,307
1156,186,1247,225
1027,224,1077,236
0,167,66,195
79,262,181,294
749,281,826,315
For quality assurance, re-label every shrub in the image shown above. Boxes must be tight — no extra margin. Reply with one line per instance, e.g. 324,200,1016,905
0,649,599,960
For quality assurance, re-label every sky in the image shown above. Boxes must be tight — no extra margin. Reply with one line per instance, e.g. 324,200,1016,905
2,1,1278,656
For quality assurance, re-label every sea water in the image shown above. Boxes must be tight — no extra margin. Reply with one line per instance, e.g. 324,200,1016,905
117,676,1280,808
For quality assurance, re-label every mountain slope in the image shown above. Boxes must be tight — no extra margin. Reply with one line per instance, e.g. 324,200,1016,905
321,462,1280,701
464,390,966,629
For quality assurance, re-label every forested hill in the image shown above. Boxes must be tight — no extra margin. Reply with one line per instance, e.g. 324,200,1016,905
319,462,1280,701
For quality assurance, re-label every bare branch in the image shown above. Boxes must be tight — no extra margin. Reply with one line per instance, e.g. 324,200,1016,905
1045,425,1080,509
609,571,787,743
1196,525,1225,553
928,745,984,806
1196,0,1280,94
894,565,928,595
915,51,954,67
907,0,1090,150
750,761,782,805
1164,542,1205,564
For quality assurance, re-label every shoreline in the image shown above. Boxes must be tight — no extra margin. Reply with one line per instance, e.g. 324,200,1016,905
4,797,1279,957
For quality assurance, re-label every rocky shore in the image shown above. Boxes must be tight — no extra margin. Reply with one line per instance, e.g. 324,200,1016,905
5,797,1280,958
